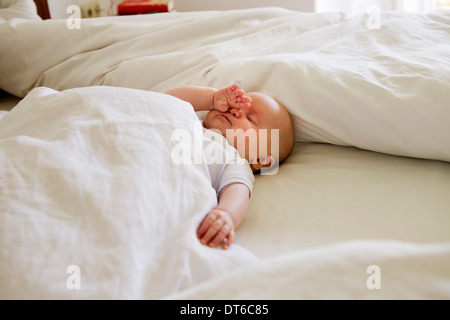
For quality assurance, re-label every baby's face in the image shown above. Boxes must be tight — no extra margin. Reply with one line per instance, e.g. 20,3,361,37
204,92,284,166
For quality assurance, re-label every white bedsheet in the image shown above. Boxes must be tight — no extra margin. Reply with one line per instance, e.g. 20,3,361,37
0,86,258,299
1,8,450,163
240,142,450,260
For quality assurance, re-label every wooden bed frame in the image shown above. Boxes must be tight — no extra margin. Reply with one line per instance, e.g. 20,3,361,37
34,0,50,19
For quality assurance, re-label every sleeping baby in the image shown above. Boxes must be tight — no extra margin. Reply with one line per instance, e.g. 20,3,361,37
166,84,295,249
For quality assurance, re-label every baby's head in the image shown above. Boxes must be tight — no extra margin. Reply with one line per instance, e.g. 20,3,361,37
204,92,295,173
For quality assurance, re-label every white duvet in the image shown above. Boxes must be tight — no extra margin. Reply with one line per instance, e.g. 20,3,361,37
1,7,450,163
166,240,450,300
0,86,258,299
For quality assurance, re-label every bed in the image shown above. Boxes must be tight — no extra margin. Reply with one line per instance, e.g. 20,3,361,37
1,0,450,300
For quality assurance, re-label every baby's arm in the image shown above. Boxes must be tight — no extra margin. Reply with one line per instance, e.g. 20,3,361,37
165,84,251,113
197,183,250,250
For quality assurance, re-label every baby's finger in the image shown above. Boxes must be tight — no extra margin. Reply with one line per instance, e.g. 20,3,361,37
229,83,240,91
225,84,239,95
235,96,251,108
216,101,229,112
238,95,252,103
223,230,235,250
208,224,232,248
235,102,251,109
197,213,217,238
234,89,246,97
200,219,224,245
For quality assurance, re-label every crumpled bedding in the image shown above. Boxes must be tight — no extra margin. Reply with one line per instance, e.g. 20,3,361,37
0,0,41,21
1,7,449,162
0,86,259,299
166,240,450,300
1,2,450,300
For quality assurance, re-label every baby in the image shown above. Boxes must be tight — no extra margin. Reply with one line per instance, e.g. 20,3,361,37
166,84,295,249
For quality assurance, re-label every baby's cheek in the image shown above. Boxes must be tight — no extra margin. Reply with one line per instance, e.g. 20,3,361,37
204,119,227,138
226,135,237,148
225,134,247,161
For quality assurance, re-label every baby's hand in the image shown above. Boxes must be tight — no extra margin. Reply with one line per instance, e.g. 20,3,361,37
212,83,252,113
197,209,235,250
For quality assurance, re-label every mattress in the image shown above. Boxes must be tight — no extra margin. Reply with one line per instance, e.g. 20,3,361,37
241,142,450,259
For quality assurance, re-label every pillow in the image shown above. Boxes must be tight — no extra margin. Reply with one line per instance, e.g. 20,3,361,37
206,11,450,162
0,0,41,21
1,8,449,162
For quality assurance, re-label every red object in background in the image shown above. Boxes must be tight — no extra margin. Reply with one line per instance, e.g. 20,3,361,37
118,0,174,15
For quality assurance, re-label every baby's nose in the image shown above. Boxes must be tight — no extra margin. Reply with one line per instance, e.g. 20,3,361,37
228,108,241,117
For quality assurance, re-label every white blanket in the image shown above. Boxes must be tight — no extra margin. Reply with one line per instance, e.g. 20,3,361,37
1,8,450,162
166,240,450,300
0,86,258,299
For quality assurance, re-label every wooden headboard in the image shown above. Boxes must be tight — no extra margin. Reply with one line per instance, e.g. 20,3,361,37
34,0,51,19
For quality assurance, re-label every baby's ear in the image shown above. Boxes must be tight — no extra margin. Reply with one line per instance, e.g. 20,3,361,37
252,154,276,171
